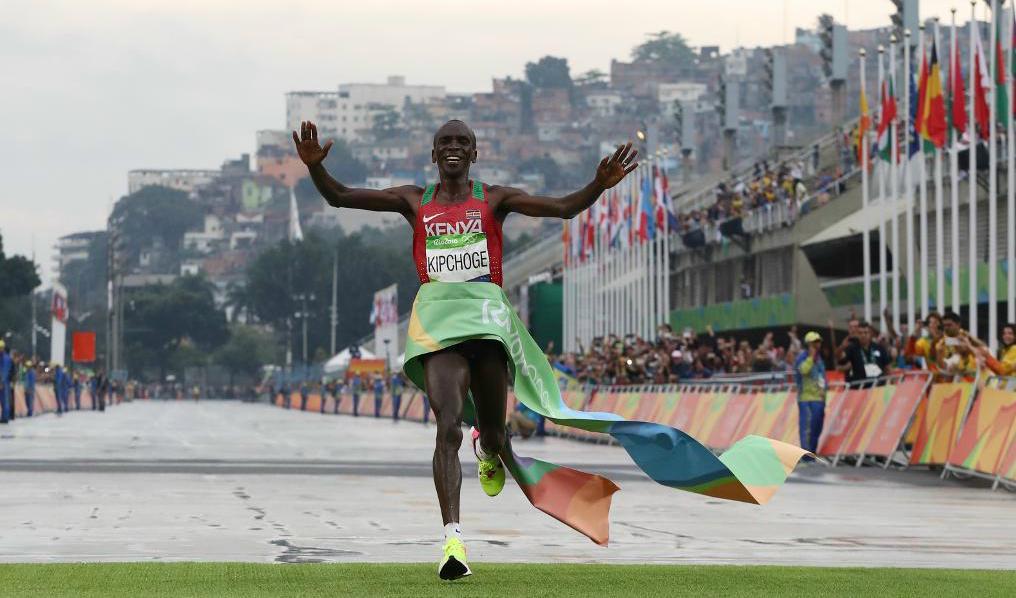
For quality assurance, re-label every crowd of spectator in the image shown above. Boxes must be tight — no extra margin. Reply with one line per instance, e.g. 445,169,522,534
549,310,1016,388
675,138,861,250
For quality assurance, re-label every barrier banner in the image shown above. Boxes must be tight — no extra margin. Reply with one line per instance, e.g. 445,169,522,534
905,400,924,445
338,391,354,415
816,387,864,457
909,383,974,466
14,385,64,416
732,391,798,446
403,391,425,421
654,391,683,428
947,387,1016,475
706,391,754,449
670,390,706,433
633,391,664,423
687,392,730,442
839,384,896,458
613,391,643,420
862,374,930,459
996,430,1016,482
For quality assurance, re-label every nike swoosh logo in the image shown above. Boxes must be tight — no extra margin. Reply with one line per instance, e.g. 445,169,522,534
423,212,446,223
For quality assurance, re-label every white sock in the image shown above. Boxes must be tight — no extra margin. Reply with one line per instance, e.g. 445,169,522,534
475,443,493,461
444,522,462,542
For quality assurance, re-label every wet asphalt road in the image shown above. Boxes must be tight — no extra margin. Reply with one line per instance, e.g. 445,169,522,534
1,401,1013,568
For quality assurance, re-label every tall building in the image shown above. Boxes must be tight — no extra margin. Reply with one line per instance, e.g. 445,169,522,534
53,231,105,281
286,76,446,143
127,169,219,195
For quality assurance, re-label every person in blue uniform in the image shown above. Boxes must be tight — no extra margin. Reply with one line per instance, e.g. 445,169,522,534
22,359,36,414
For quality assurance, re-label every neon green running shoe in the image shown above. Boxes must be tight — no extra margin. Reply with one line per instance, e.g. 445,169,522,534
472,427,505,497
438,538,472,580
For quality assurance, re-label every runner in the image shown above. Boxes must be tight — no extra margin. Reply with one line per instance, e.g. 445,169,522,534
294,119,808,581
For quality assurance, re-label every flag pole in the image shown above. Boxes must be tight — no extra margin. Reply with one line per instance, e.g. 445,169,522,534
934,19,947,315
970,0,979,337
1008,3,1016,323
989,0,999,352
891,34,902,333
655,155,665,331
905,28,916,332
663,153,672,328
952,9,962,314
879,45,889,330
641,165,650,340
919,24,930,320
861,47,873,323
623,175,631,338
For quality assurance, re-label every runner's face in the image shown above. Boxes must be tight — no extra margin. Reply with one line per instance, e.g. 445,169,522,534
1003,326,1015,346
432,122,476,177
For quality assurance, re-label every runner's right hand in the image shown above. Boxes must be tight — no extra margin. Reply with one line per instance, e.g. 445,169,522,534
292,121,333,166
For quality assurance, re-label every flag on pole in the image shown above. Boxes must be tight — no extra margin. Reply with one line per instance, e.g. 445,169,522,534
653,166,667,231
858,77,871,166
909,68,921,158
661,167,679,230
609,190,622,248
288,187,304,242
915,44,929,140
639,171,655,242
920,39,948,148
1011,8,1016,119
564,220,573,263
995,12,1010,128
974,21,992,139
621,181,629,246
951,23,968,136
570,216,581,264
877,78,896,162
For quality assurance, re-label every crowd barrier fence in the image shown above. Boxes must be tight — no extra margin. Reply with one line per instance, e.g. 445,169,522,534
268,371,1016,492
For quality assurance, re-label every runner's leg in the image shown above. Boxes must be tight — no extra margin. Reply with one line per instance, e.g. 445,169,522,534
423,348,469,524
468,340,509,460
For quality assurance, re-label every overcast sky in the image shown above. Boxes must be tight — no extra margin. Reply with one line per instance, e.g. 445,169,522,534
1,0,981,285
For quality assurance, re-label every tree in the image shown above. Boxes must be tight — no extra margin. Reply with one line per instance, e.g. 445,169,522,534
0,233,41,352
244,230,419,363
111,185,204,272
525,56,573,89
320,137,369,184
213,325,274,384
122,274,228,380
574,69,608,88
0,232,41,299
631,31,696,67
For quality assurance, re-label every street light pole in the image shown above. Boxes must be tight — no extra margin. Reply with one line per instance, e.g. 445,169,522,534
302,293,309,364
330,247,337,356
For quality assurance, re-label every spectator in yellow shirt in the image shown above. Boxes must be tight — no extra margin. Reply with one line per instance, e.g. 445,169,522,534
934,312,977,376
913,312,943,369
972,323,1016,376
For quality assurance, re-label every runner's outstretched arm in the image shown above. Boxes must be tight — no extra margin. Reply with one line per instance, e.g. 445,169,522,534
494,142,638,219
293,121,415,218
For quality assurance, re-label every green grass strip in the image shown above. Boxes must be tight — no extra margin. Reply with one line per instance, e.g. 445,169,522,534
0,562,1013,598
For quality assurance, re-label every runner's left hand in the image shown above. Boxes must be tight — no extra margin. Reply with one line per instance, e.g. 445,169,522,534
595,142,638,189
